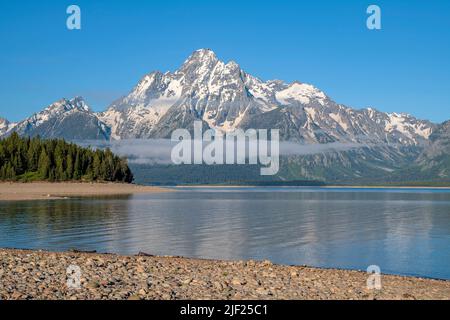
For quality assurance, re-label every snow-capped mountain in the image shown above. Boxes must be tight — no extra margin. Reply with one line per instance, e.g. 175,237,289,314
0,117,15,136
2,49,446,182
98,49,435,145
1,49,439,147
6,97,110,140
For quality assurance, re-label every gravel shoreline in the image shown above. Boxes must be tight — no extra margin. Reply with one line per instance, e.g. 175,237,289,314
0,249,449,300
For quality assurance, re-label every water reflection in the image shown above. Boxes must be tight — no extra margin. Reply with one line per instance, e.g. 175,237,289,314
0,188,449,279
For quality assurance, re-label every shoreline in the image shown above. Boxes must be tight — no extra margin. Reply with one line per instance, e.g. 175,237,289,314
174,185,450,189
0,248,449,300
324,185,450,190
0,182,169,201
1,182,448,201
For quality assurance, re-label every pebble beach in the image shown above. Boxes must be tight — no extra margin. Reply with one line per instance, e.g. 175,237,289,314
0,249,449,300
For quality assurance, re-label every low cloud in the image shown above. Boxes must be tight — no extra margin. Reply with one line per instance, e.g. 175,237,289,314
80,139,372,165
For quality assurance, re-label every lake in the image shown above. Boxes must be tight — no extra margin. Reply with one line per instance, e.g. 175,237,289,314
1,187,449,280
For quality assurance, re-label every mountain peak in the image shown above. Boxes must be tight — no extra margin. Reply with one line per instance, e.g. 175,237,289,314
275,81,327,105
0,117,9,132
4,97,110,140
181,48,220,71
69,96,90,112
193,48,217,58
0,117,11,135
49,97,90,113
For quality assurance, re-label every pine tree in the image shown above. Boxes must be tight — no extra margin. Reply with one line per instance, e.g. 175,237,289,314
73,151,81,180
54,144,66,180
27,137,40,172
38,149,51,179
93,152,101,180
66,152,74,180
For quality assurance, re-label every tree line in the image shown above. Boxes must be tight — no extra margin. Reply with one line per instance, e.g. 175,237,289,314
0,133,133,183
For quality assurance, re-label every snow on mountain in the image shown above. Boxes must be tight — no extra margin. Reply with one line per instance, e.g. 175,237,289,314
0,117,8,129
385,112,433,140
275,82,327,106
0,117,15,136
97,48,435,146
99,49,286,138
7,97,111,140
3,49,437,148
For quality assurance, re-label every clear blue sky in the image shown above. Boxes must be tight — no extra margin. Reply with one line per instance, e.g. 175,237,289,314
1,0,449,123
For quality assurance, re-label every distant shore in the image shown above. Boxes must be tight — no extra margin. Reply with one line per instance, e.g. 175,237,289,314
0,182,169,201
324,185,450,189
2,183,449,202
175,184,450,189
0,248,449,300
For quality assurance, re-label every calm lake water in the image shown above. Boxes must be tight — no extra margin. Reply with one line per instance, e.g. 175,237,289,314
1,187,449,280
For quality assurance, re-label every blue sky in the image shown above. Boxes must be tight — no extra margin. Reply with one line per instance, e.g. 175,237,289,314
0,0,449,123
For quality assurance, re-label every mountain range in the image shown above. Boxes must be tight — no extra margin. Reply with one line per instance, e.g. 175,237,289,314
1,49,448,183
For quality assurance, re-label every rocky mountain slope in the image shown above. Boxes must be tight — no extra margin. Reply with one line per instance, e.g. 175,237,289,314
0,117,13,136
98,49,435,146
414,120,450,179
4,97,110,140
1,49,436,146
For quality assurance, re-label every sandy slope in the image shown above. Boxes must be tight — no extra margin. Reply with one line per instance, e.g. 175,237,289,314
0,182,168,201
